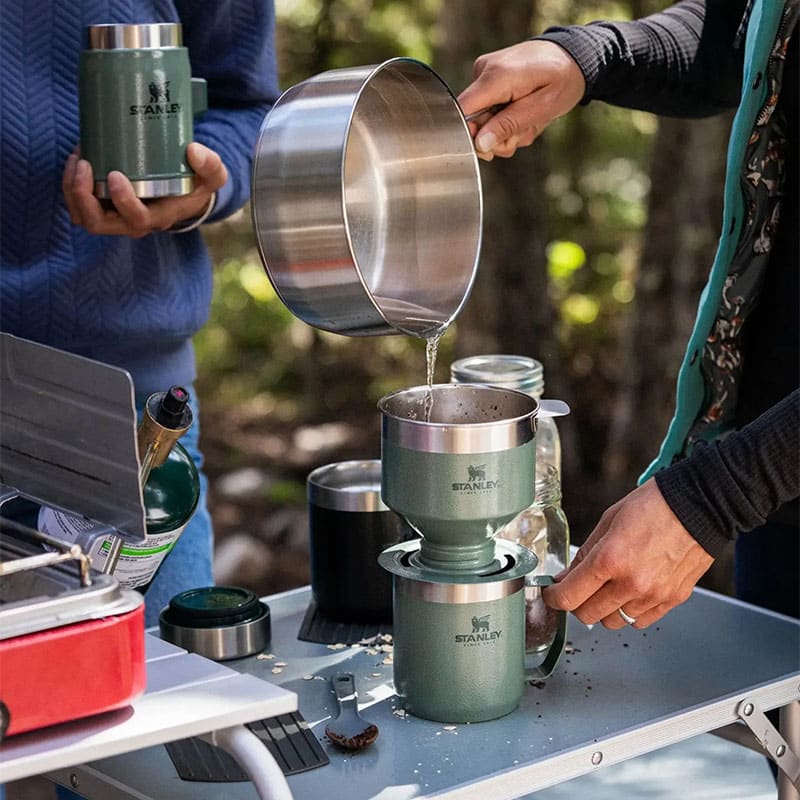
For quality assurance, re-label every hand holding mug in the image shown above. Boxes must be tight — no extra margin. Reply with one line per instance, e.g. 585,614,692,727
62,142,227,238
542,479,715,629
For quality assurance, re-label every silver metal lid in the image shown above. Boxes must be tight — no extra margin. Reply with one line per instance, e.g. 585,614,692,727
307,460,388,512
87,23,182,50
450,354,544,398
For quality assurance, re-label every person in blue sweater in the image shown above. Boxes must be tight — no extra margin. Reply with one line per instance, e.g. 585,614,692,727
0,0,280,629
459,0,798,629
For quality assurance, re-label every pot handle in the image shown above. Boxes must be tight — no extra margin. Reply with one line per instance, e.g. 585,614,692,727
523,575,567,680
463,102,509,122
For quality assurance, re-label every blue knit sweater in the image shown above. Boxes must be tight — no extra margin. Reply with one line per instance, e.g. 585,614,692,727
0,0,280,398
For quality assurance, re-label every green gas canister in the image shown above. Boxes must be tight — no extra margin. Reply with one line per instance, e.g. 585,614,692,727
38,387,199,592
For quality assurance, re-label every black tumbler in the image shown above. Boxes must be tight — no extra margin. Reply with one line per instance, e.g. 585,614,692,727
307,460,414,623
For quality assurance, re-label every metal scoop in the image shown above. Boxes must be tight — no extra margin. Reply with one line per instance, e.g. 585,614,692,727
324,672,379,751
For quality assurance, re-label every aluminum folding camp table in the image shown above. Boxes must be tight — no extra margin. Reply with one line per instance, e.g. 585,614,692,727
30,584,800,800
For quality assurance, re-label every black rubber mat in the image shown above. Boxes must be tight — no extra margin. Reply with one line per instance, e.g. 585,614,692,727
296,599,392,645
165,711,329,781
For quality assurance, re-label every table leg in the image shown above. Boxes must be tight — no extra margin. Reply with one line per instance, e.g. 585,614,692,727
778,702,800,800
198,725,293,800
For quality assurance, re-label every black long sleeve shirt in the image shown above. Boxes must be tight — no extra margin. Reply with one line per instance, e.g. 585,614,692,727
538,0,799,557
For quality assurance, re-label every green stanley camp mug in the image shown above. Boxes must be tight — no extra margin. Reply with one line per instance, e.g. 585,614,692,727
380,539,566,723
79,23,207,199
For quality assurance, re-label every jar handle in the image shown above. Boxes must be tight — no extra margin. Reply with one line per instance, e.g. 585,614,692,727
538,399,571,418
191,78,207,116
523,575,567,679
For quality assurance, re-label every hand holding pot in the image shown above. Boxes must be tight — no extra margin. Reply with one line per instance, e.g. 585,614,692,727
62,142,226,238
458,40,585,161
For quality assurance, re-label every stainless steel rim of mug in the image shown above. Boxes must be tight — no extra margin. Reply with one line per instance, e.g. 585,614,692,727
307,459,388,512
87,23,183,50
395,573,525,604
93,176,194,200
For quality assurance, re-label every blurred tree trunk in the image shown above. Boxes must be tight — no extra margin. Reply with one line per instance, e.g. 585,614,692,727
433,1,555,366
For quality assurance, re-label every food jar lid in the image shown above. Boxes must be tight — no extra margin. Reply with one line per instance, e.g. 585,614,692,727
450,354,544,397
166,586,263,628
159,585,271,660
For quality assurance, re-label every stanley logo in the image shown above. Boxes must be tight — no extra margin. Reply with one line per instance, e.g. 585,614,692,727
455,614,502,645
130,80,181,116
451,463,499,493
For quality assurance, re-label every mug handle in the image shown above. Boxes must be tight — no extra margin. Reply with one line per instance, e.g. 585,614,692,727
191,78,208,116
523,575,567,680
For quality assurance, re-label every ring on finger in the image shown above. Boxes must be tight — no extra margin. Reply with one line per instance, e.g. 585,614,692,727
618,607,637,625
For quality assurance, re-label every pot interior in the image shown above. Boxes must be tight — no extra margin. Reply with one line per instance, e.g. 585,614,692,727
380,384,537,426
343,60,482,337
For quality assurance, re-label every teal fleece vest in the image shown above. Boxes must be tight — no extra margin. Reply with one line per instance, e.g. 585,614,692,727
640,0,789,482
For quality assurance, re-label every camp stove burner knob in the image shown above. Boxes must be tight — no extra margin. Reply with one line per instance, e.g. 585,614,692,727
0,700,10,740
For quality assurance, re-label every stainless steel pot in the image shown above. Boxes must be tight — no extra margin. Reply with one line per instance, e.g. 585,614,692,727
251,58,482,338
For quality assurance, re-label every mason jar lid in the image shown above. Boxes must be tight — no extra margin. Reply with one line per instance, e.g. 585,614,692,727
307,459,388,513
87,23,183,50
450,354,544,398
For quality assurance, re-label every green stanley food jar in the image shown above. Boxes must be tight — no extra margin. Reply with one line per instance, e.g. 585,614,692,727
79,22,208,199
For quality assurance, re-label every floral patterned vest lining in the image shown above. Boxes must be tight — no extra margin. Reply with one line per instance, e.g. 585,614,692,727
684,1,799,453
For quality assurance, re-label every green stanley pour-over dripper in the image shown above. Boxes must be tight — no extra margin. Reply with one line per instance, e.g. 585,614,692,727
379,383,537,571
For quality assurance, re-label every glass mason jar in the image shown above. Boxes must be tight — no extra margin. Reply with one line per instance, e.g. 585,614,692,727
450,355,568,651
501,464,569,652
449,354,561,473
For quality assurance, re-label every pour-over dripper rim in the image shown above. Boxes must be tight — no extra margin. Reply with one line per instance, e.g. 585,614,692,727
379,383,537,454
